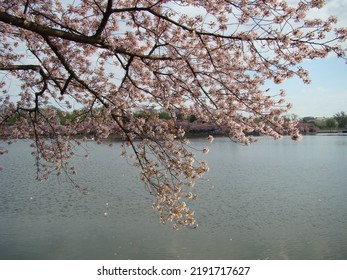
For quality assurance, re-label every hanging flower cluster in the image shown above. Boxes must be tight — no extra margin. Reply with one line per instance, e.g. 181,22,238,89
1,0,346,228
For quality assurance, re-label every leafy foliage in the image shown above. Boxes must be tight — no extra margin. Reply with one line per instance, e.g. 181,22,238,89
334,111,347,129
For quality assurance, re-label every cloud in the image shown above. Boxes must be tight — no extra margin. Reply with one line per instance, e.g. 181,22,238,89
306,0,347,27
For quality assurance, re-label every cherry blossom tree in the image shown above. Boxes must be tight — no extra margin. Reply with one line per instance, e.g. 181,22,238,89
1,0,346,229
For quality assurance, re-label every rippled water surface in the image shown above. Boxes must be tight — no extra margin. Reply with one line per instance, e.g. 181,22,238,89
1,136,346,259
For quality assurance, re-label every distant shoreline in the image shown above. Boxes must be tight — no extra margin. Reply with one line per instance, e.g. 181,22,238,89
2,131,347,143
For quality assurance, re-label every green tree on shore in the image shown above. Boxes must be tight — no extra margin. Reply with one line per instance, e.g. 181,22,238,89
334,112,347,129
326,118,337,132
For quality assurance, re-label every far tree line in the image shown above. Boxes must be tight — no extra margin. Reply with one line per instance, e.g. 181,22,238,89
3,106,346,136
292,111,347,133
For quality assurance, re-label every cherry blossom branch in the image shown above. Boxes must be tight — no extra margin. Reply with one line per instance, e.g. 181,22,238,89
1,0,346,229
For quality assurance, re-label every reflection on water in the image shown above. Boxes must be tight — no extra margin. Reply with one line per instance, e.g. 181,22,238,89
1,136,347,259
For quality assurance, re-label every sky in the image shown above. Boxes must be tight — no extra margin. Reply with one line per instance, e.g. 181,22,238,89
270,57,347,118
277,0,347,118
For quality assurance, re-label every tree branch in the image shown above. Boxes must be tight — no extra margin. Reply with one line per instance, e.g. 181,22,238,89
0,11,179,61
94,0,113,38
0,11,100,45
1,64,41,72
0,64,49,82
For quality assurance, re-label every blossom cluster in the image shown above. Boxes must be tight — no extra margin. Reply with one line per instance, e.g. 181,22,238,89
1,0,346,228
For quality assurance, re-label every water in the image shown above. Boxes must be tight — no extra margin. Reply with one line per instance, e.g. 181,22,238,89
0,136,346,259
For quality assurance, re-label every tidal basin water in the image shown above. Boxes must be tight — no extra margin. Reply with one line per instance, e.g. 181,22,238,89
0,135,346,259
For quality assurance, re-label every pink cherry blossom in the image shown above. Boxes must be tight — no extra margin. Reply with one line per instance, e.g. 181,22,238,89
1,0,346,229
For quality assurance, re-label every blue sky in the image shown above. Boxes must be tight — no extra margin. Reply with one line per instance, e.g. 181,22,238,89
271,57,347,118
279,0,347,118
